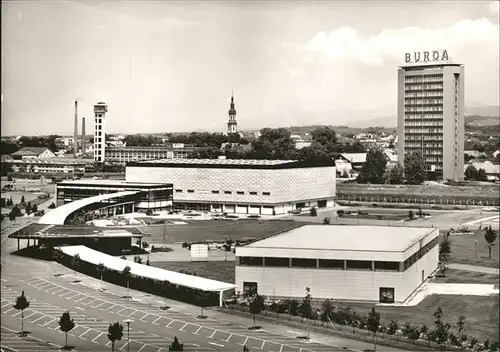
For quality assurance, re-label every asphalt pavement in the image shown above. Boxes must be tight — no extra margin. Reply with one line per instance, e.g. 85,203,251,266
1,235,387,352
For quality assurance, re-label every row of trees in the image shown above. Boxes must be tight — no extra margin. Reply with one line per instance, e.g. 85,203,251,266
357,149,426,185
0,136,61,155
244,288,498,351
12,290,185,351
465,165,489,181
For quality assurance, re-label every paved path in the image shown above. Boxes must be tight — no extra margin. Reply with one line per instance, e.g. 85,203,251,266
448,263,500,275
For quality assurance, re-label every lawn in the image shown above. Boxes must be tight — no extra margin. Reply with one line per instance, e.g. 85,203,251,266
152,260,235,283
432,268,499,284
443,233,500,268
143,220,303,243
342,295,499,343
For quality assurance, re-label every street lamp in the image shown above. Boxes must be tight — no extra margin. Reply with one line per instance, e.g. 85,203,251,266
123,319,133,352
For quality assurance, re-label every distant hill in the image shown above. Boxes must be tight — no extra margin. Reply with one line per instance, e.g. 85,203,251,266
465,115,500,127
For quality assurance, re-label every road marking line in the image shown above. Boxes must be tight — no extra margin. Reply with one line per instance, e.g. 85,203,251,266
119,341,130,351
0,303,11,309
116,307,128,314
2,308,15,315
193,326,202,335
75,307,84,311
222,333,232,342
237,337,249,346
208,342,224,347
165,320,175,328
29,315,45,324
94,301,106,308
152,317,161,325
208,330,216,338
78,329,92,339
92,332,103,343
259,340,266,350
22,312,37,320
139,313,149,320
179,323,188,331
73,295,88,302
138,344,147,352
40,318,55,326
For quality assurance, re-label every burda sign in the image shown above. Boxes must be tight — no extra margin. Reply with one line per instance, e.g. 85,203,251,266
405,50,450,64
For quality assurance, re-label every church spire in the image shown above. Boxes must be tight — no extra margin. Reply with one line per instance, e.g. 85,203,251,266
227,91,238,134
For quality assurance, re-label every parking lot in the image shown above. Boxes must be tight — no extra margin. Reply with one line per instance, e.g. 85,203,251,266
2,271,346,352
0,325,62,352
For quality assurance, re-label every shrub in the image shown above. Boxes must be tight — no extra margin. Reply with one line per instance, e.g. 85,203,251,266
310,207,318,217
48,202,56,209
337,209,345,216
387,319,398,335
142,241,149,249
323,217,331,224
146,209,153,216
288,300,299,316
120,255,127,260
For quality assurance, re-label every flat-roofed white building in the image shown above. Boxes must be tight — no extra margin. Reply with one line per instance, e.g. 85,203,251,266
125,158,336,215
235,225,439,303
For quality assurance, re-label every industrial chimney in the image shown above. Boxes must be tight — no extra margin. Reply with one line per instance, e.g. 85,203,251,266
73,100,78,158
81,117,86,155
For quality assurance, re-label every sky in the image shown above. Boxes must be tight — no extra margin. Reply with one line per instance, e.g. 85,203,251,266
2,0,499,136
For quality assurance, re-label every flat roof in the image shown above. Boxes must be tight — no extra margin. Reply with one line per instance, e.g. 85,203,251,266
127,158,335,169
245,225,435,252
38,190,140,225
8,224,143,239
58,179,171,187
60,245,237,292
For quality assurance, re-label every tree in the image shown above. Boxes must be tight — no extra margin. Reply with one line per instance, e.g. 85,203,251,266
367,306,380,351
485,226,498,260
71,254,81,282
433,306,451,350
48,202,56,209
10,205,22,218
14,290,30,336
456,315,466,351
408,210,415,220
310,126,338,154
439,237,451,276
58,311,75,348
320,299,333,327
107,322,124,352
386,162,404,184
21,195,25,204
465,164,478,180
97,263,106,291
122,265,132,299
476,168,488,181
404,151,426,185
169,336,184,351
248,294,265,330
196,291,210,318
357,149,387,184
408,324,421,344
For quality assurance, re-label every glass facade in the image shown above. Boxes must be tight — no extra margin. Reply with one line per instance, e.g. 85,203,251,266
56,182,173,211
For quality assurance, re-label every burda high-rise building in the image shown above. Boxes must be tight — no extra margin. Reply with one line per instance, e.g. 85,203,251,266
397,50,464,181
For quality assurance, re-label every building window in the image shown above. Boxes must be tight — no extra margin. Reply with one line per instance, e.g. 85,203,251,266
291,258,317,268
264,257,289,267
175,189,182,193
318,259,344,270
249,192,257,195
212,190,219,194
224,191,232,195
239,257,263,266
237,191,244,195
187,190,194,193
374,261,400,272
380,287,395,303
346,260,372,271
243,282,258,296
263,192,270,196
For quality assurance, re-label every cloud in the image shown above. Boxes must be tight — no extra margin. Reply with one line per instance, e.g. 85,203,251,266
305,18,499,66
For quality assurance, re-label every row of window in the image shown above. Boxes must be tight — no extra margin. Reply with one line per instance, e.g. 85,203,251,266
238,257,401,272
404,237,439,270
174,189,271,196
404,74,443,80
404,93,443,98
